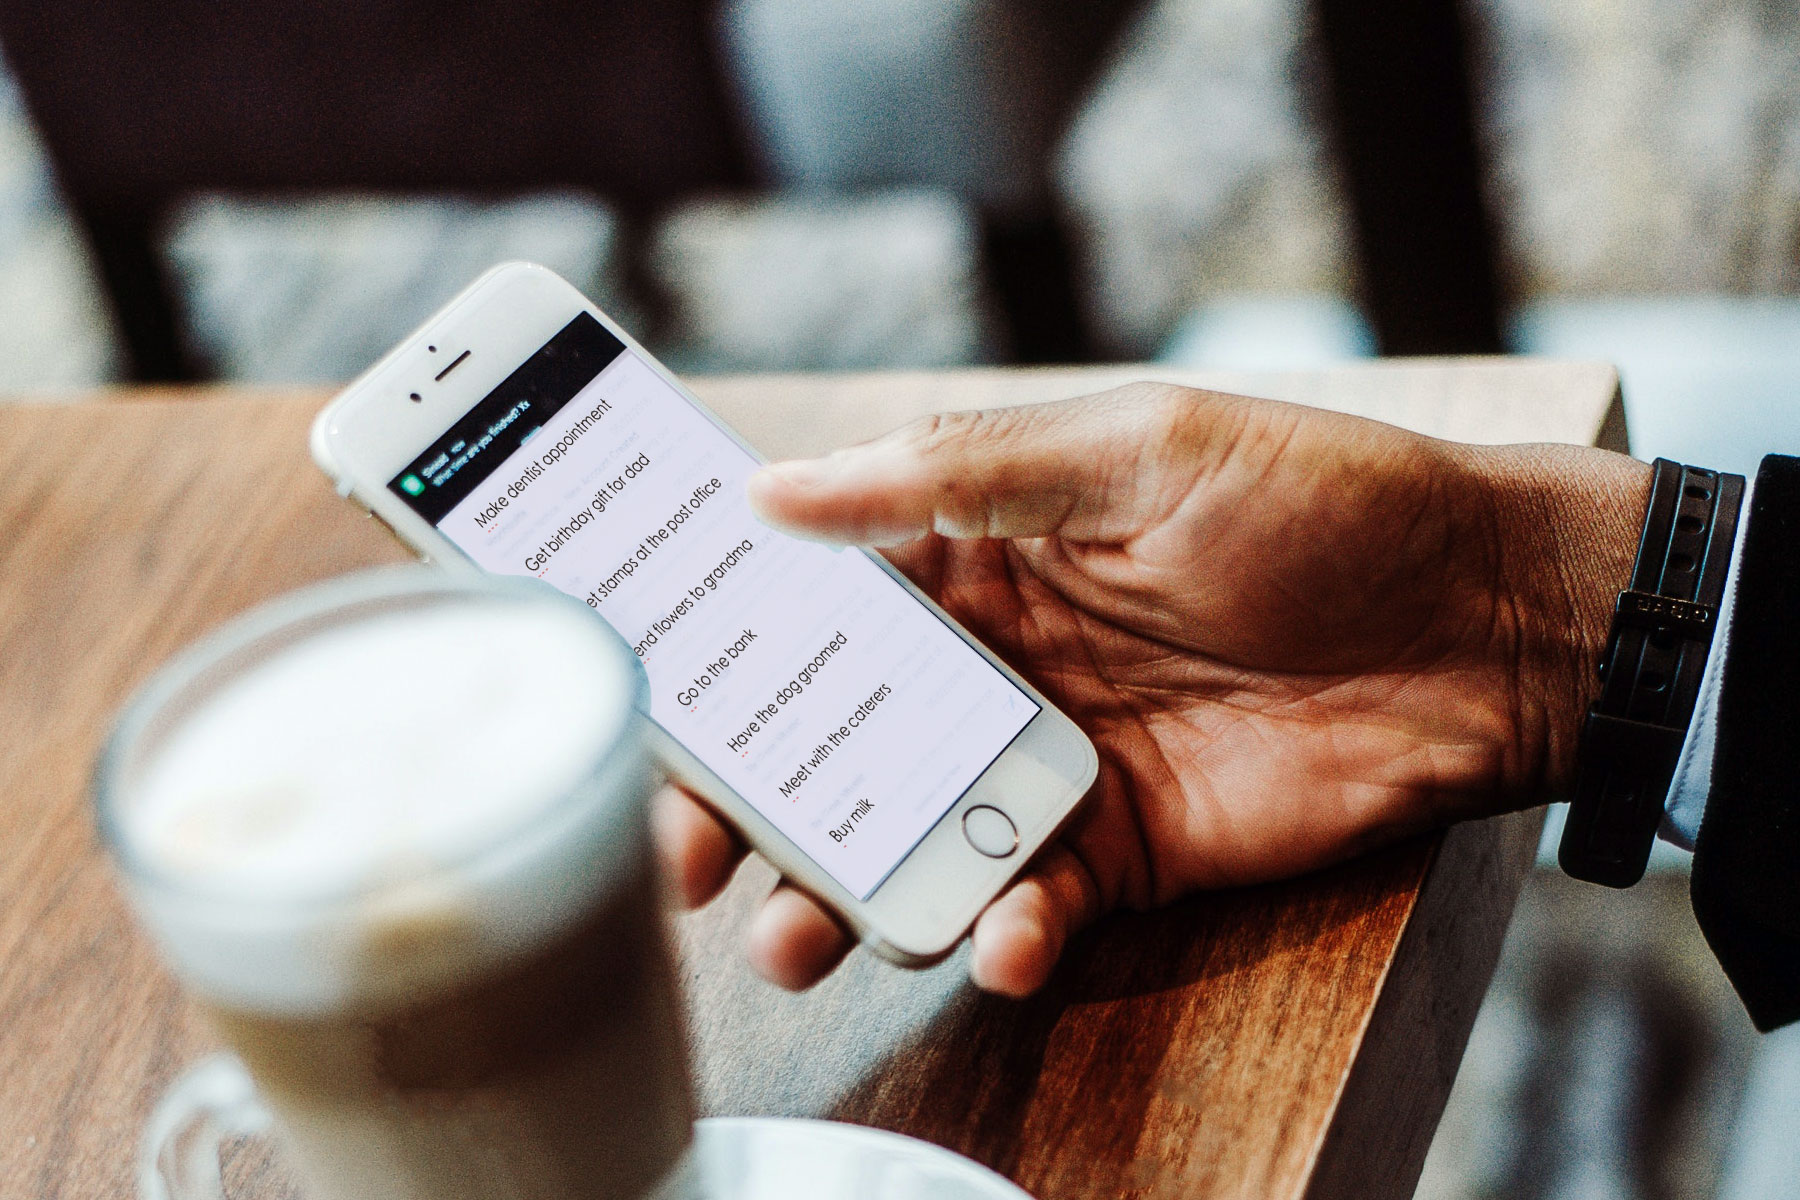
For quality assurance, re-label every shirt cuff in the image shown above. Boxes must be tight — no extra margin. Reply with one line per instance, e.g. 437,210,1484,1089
1661,474,1755,850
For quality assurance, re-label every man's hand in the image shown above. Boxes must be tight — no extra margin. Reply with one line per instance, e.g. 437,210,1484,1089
653,384,1650,997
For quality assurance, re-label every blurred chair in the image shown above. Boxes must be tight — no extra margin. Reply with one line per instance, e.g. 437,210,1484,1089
162,192,626,384
4,0,1508,377
649,191,995,372
0,64,117,389
0,0,751,381
1057,0,1504,362
1057,0,1352,359
1313,0,1506,356
717,0,1139,363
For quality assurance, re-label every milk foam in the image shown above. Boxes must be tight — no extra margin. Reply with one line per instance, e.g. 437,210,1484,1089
118,595,655,1014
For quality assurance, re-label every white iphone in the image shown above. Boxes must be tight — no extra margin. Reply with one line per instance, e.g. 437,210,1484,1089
311,262,1097,965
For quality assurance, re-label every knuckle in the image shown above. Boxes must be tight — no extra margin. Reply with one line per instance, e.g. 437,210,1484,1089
896,408,1025,537
1102,379,1198,419
1143,384,1208,438
1091,381,1209,450
903,407,1008,455
1107,379,1184,405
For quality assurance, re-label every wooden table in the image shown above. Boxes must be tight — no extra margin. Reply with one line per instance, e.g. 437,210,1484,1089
0,359,1624,1200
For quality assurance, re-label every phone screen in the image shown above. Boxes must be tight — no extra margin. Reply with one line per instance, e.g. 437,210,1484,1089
388,314,1039,899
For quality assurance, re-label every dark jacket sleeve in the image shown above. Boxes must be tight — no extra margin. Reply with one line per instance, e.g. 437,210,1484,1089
1691,453,1800,1032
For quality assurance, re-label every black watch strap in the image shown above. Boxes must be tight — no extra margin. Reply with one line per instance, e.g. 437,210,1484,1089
1559,459,1745,888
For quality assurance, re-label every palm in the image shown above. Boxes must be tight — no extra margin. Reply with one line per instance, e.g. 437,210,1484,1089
881,413,1527,909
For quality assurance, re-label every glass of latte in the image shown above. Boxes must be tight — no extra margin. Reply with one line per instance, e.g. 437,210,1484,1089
96,569,692,1200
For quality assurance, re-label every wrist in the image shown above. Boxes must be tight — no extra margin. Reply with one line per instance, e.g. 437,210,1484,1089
1458,444,1653,795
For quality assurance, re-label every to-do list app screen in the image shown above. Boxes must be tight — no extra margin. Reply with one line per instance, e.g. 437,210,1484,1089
391,314,1038,898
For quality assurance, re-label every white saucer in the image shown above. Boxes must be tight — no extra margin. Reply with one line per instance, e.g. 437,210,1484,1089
669,1117,1034,1199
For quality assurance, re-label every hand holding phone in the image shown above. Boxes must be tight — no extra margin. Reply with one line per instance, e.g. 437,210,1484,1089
313,264,1097,967
670,377,1644,997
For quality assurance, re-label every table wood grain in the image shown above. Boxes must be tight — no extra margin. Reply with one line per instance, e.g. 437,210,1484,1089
0,359,1624,1200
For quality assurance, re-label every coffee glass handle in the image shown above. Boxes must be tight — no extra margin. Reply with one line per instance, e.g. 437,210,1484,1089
140,1054,274,1200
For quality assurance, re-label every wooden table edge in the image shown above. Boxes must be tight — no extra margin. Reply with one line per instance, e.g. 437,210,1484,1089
1300,808,1547,1199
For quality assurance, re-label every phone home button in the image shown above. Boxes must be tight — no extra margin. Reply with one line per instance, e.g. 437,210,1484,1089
962,805,1019,858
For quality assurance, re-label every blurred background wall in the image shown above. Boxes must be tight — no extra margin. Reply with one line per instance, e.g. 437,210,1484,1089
2,3,1798,1196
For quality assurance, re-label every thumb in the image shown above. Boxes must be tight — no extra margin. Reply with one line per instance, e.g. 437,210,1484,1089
746,385,1207,546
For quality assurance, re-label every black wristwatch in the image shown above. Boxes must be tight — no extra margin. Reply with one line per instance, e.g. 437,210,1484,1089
1559,458,1745,888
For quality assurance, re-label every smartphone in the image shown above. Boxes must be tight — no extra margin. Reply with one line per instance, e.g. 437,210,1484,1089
311,262,1097,965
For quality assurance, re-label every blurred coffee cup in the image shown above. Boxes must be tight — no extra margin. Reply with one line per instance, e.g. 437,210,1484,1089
96,569,692,1200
